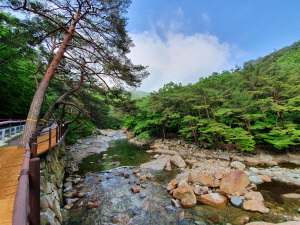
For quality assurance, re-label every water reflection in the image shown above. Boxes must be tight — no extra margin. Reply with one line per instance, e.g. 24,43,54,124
78,139,153,174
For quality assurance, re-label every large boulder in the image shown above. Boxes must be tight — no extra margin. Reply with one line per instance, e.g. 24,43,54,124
173,185,197,208
189,171,216,187
242,200,269,213
219,170,250,194
170,154,187,168
140,157,169,170
196,193,228,208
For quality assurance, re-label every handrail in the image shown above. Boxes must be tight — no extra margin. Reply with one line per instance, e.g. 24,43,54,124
0,124,25,140
12,123,68,225
12,143,30,225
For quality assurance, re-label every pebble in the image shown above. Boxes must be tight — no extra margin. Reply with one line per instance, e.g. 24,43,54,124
230,196,243,208
64,203,74,210
131,188,140,193
140,192,147,198
87,202,99,208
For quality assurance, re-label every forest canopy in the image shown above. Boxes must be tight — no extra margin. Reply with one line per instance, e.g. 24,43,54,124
123,41,300,151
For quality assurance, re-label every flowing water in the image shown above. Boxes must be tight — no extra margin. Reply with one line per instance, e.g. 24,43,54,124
63,139,300,225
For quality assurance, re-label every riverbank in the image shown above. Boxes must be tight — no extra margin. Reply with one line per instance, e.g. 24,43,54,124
62,131,300,224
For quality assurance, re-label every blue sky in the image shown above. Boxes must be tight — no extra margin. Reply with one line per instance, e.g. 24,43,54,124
126,1,300,92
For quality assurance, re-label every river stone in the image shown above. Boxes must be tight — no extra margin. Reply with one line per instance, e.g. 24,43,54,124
233,215,250,224
131,188,140,193
173,185,197,208
249,167,259,173
140,157,169,170
193,185,201,195
63,181,73,188
212,169,224,180
261,175,272,182
63,190,77,199
230,196,243,208
171,199,181,208
170,154,187,168
242,200,269,213
86,146,105,154
197,193,227,208
165,166,172,171
246,222,299,225
281,193,300,203
87,202,99,208
154,149,178,155
176,171,190,182
178,179,189,186
64,203,74,210
220,170,250,194
167,179,179,191
189,171,215,187
249,174,264,185
40,196,49,211
230,161,246,170
244,191,264,201
244,157,260,166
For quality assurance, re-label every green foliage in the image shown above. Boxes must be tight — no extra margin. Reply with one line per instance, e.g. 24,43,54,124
0,12,38,119
65,120,95,145
125,41,300,152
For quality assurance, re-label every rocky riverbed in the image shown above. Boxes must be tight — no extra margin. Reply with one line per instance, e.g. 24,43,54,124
61,130,300,225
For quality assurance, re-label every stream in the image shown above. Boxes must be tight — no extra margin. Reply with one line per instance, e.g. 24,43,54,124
62,136,300,225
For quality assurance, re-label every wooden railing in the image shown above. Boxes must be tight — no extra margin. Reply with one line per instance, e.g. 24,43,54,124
12,124,68,225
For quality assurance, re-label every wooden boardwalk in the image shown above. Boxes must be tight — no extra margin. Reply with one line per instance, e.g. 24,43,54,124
0,132,57,225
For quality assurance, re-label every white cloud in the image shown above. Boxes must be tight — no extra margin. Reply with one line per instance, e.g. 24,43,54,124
177,7,184,17
128,22,245,92
202,13,210,24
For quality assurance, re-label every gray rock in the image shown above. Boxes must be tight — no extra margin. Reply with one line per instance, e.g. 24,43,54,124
248,174,264,185
63,181,73,188
139,192,147,198
231,196,243,208
249,167,259,173
170,154,187,168
230,161,246,170
140,157,169,170
171,199,181,208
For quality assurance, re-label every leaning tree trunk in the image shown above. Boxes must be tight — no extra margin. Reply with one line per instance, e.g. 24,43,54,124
18,13,79,147
36,76,84,133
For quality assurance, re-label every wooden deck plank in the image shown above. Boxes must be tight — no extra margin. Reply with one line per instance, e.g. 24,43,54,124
0,130,56,225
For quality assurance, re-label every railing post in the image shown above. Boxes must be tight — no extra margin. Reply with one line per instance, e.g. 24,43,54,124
49,128,52,150
0,129,4,140
31,143,38,158
29,158,40,225
56,126,59,143
59,125,62,139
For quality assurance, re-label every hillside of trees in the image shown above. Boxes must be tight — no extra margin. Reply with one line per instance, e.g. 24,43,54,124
123,41,300,151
